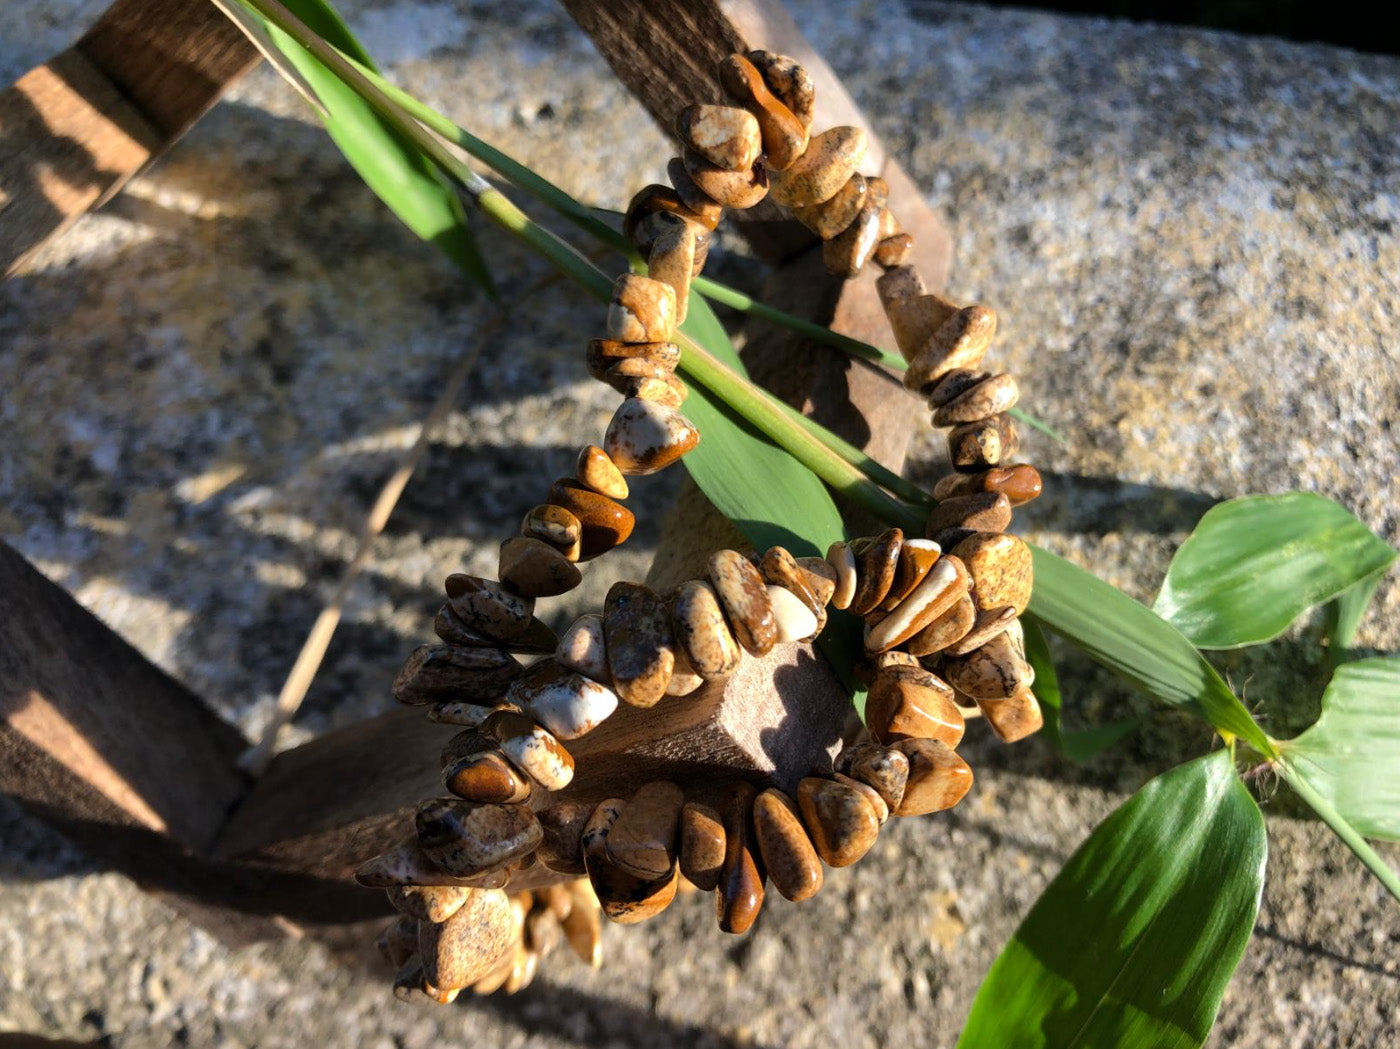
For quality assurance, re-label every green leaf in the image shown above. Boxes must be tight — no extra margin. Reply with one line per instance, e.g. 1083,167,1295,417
1027,547,1275,756
1326,566,1388,668
958,751,1267,1049
1281,657,1400,842
1154,493,1396,649
240,0,494,295
1023,618,1139,761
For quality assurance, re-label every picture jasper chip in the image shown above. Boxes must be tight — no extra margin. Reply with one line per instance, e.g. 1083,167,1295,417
676,103,762,172
521,503,583,561
498,536,583,598
604,397,700,476
864,664,965,748
679,801,727,891
849,527,904,615
536,801,592,875
670,580,744,679
585,338,681,382
791,173,867,239
746,49,815,129
753,788,823,902
386,883,470,924
604,780,686,880
904,306,998,394
717,53,808,170
546,479,636,560
444,574,534,642
604,581,677,708
942,631,1031,700
576,445,629,500
796,776,879,868
415,797,543,878
443,750,531,805
768,125,867,207
891,738,973,816
948,413,1020,470
583,799,680,924
979,687,1045,743
932,373,1020,425
418,887,515,991
716,781,765,934
925,492,1013,538
682,148,770,210
708,548,779,655
951,532,1034,615
874,232,913,268
665,158,724,228
933,464,1043,507
844,743,910,812
905,591,977,656
391,643,521,705
822,197,883,278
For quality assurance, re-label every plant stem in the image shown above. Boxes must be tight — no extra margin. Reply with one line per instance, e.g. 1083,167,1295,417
1277,761,1400,904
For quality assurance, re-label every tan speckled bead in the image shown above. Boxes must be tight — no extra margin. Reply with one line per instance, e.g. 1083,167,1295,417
932,373,1020,424
604,397,700,476
891,738,973,816
585,338,680,382
391,643,521,706
791,173,867,239
670,580,744,679
607,274,676,343
679,801,727,891
933,464,1043,507
951,531,1034,614
603,581,676,709
948,413,1020,471
849,527,904,615
546,479,635,560
666,157,724,227
796,776,878,868
418,887,514,991
865,664,965,748
822,196,883,277
716,781,765,933
708,548,779,655
905,306,998,393
905,591,978,656
648,216,697,323
718,52,808,170
583,799,680,924
943,630,1032,700
415,797,542,878
925,492,1013,539
768,125,867,207
746,50,815,129
979,686,1045,742
604,780,686,880
753,788,823,902
682,148,769,210
576,445,629,500
498,537,582,598
677,104,762,172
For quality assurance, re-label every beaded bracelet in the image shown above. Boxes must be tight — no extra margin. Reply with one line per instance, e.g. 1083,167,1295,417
359,49,1044,1003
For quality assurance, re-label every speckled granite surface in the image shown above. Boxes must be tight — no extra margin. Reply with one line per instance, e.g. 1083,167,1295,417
2,1,1398,1046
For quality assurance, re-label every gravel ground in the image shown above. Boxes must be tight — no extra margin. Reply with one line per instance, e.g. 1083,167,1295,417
2,1,1398,1046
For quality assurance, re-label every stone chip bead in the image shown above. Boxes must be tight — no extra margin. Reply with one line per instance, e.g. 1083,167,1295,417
497,536,583,599
716,781,766,934
604,581,676,708
708,548,779,656
392,643,521,705
537,801,591,874
932,372,1020,425
585,338,680,382
794,555,838,607
753,788,823,902
942,630,1032,700
881,537,942,611
583,799,680,924
948,413,1020,470
717,53,808,170
768,125,867,207
521,503,583,562
874,232,914,268
604,780,686,881
849,527,904,615
906,591,977,656
682,148,770,210
822,194,883,277
443,748,532,805
555,613,609,681
676,104,762,172
835,771,889,823
428,700,502,729
511,663,619,741
416,796,542,878
791,172,867,239
665,158,725,228
891,738,973,816
864,664,965,748
933,464,1043,507
844,742,910,812
951,531,1034,615
445,574,534,643
418,887,515,991
647,216,697,324
357,836,511,889
926,492,1013,540
604,396,700,476
576,445,629,500
765,584,819,643
670,580,744,679
796,776,879,868
943,605,1018,656
979,686,1045,743
480,709,575,791
623,183,718,244
679,801,727,891
546,479,635,560
825,540,858,609
387,884,470,924
905,306,998,394
746,50,815,128
608,274,676,343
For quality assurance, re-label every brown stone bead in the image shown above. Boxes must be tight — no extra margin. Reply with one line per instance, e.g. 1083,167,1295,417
866,555,971,652
479,710,574,791
676,103,762,171
416,797,542,878
682,148,769,210
418,887,514,991
604,397,700,476
874,232,914,268
392,643,521,705
796,776,879,868
521,503,583,561
444,574,534,643
979,687,1044,742
708,548,779,656
951,532,1034,615
670,580,744,679
882,537,943,611
377,914,418,968
769,125,867,206
536,801,591,875
846,744,910,812
943,605,1018,656
753,788,823,902
623,184,717,249
387,883,470,924
834,772,889,823
585,338,680,382
928,369,991,407
506,659,618,740
546,479,636,560
498,537,582,599
608,274,676,343
440,725,492,770
933,373,1020,425
648,216,697,323
602,356,679,394
665,157,724,228
794,555,838,606
576,445,629,500
604,780,686,880
822,197,883,277
905,306,999,394
876,205,901,240
444,750,532,805
906,592,977,656
428,700,500,729
885,297,961,366
943,631,1032,700
849,527,904,615
892,739,973,816
629,372,688,408
679,801,727,891
604,581,676,708
356,834,510,889
933,464,1043,507
716,781,765,933
746,50,815,128
583,799,679,924
561,886,603,967
926,492,1013,538
718,53,808,170
791,173,867,239
759,545,823,622
949,413,1020,471
865,664,965,748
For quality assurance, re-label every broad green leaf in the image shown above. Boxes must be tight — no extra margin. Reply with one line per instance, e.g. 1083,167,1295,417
958,751,1266,1049
1282,657,1400,841
1326,566,1389,668
239,0,494,295
1023,618,1139,761
1155,493,1396,649
1027,547,1274,756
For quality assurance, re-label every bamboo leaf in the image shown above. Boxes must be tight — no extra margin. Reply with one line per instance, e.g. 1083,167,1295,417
1027,548,1275,756
1023,617,1139,761
1155,493,1396,649
235,0,494,295
1280,657,1400,843
1326,566,1389,668
957,751,1267,1049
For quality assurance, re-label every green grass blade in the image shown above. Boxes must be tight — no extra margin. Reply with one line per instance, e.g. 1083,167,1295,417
1027,547,1276,757
1023,616,1140,761
1155,493,1397,649
957,750,1266,1049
